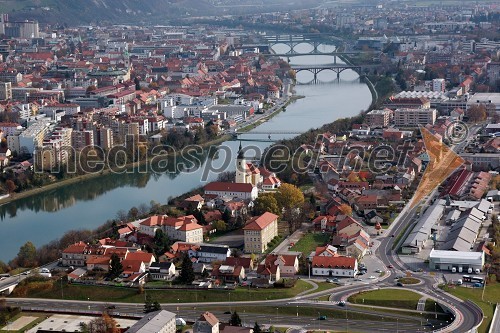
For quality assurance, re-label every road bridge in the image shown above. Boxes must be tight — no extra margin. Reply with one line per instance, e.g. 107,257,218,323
291,63,362,81
262,33,342,55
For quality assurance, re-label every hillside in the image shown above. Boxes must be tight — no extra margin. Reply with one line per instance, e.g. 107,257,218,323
1,0,325,25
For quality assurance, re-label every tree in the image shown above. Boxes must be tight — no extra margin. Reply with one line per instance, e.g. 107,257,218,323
338,204,353,216
144,296,162,313
253,193,281,216
153,229,171,258
179,253,195,284
253,322,262,333
467,104,487,123
229,311,242,326
275,183,304,211
81,312,119,333
5,179,16,194
110,221,119,240
107,254,123,280
212,220,227,233
16,241,37,267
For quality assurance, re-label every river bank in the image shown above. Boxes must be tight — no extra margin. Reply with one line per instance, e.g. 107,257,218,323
0,94,297,207
0,43,373,263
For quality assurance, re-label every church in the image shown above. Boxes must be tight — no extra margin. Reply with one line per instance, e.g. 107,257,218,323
235,142,281,190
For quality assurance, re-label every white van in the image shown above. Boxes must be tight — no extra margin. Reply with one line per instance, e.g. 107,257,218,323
458,267,463,273
457,279,463,285
475,268,481,274
468,268,473,274
176,318,187,326
451,267,456,273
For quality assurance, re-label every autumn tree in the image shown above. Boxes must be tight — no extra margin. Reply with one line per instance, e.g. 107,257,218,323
467,104,487,123
80,312,119,333
275,183,304,211
212,219,227,233
338,204,353,216
253,193,281,216
16,241,37,267
5,179,16,194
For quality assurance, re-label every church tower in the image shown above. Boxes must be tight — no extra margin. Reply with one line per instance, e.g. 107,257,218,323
235,141,247,184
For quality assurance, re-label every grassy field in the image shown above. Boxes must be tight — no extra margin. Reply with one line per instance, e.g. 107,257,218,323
441,283,500,333
398,277,420,285
17,279,314,303
310,281,338,294
290,233,330,256
348,289,421,310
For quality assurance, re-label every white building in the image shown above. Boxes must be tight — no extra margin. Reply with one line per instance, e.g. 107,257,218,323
311,256,358,277
428,249,484,272
204,182,258,201
432,78,446,92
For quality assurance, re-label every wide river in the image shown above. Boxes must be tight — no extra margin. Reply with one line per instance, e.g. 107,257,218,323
0,43,372,262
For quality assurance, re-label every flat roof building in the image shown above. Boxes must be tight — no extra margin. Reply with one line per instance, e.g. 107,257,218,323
429,249,484,272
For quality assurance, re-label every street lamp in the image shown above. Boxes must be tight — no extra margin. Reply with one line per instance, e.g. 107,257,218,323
296,306,298,317
276,308,279,325
229,292,232,313
88,297,90,310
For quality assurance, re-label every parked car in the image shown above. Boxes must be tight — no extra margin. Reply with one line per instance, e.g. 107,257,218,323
387,265,394,269
375,269,382,273
107,305,116,309
368,276,376,279
396,282,404,287
338,301,346,307
318,316,327,320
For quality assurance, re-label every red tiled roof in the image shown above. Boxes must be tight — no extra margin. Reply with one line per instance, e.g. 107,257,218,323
311,256,356,269
243,212,278,231
198,312,219,326
204,182,254,193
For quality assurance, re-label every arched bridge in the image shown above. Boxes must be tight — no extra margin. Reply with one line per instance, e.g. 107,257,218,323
263,33,342,55
291,64,362,81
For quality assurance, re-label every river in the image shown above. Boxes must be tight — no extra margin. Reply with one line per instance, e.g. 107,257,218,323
0,43,372,262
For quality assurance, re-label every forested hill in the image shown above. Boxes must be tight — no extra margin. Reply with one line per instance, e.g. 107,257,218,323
3,0,325,25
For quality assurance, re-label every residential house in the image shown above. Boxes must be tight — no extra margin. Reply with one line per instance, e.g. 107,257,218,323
211,264,246,284
195,244,231,263
194,312,220,333
256,264,281,283
180,194,205,211
243,212,279,253
139,215,204,243
223,257,254,271
149,262,176,280
264,254,299,276
336,216,364,237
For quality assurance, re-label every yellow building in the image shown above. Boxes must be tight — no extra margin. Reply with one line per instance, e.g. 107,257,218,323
243,212,279,253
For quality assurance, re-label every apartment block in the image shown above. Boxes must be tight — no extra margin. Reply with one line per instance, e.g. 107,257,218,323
365,109,391,128
394,108,437,127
